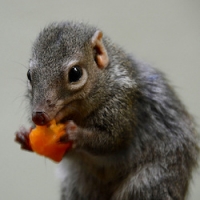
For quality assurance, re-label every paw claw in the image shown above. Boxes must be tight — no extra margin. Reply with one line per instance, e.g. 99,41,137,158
59,121,78,147
15,127,33,152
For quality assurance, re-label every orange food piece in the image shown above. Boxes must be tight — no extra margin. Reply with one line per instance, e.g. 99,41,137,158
29,120,72,162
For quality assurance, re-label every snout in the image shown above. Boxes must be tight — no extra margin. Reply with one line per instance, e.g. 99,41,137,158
32,111,50,126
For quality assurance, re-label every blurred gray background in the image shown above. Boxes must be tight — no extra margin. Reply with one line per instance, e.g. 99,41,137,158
0,0,199,199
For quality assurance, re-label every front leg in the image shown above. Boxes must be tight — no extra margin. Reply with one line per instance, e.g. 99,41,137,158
15,127,33,152
59,119,132,156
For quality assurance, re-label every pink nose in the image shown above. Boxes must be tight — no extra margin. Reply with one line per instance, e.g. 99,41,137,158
32,112,50,126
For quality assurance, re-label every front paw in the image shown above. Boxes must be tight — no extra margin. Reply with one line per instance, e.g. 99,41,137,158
59,121,79,148
15,127,33,152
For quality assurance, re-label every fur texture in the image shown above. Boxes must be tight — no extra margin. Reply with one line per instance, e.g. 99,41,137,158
27,22,199,200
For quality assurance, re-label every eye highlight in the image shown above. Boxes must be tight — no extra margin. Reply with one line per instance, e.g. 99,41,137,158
68,65,83,83
27,69,31,82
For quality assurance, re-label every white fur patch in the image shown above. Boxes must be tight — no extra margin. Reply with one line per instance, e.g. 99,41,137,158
29,59,37,68
56,158,71,182
112,64,136,88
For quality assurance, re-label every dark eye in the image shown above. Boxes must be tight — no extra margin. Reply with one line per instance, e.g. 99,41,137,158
27,70,31,82
68,66,83,83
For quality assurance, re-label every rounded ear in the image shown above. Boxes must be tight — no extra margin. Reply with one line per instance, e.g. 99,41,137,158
91,30,109,69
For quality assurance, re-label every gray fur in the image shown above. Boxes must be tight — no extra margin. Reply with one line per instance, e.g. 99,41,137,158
27,21,199,200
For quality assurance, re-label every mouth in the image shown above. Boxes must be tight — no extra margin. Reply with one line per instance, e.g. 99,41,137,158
55,107,70,124
55,104,81,124
59,116,72,124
